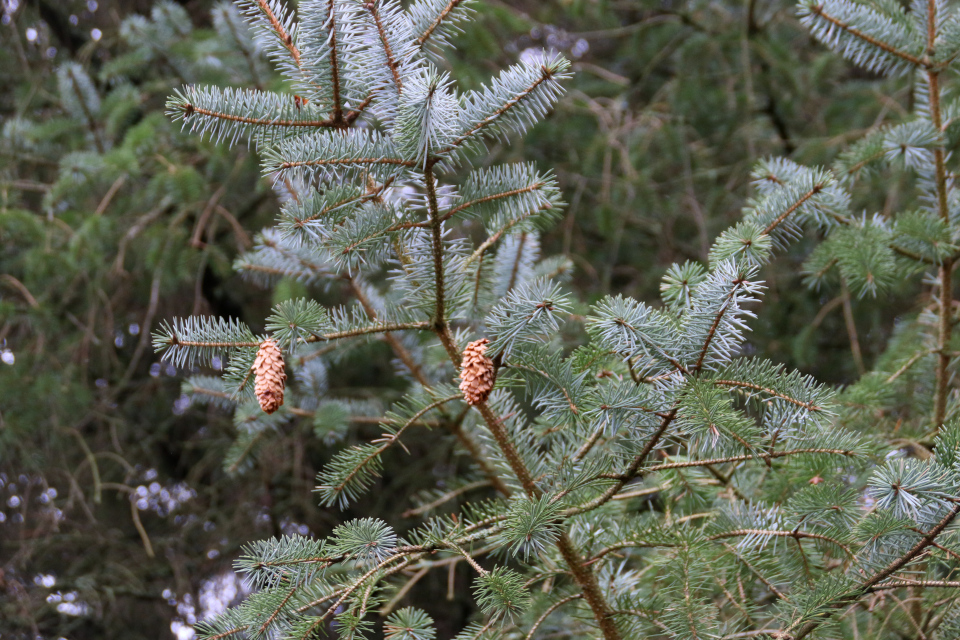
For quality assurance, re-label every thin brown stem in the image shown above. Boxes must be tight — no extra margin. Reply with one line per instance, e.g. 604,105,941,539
712,379,822,411
807,4,926,68
762,185,822,235
277,157,415,171
790,503,960,640
930,65,953,429
706,529,853,557
178,102,338,128
255,0,301,66
347,277,511,497
415,0,465,48
440,182,546,223
367,2,403,92
324,0,344,123
841,280,865,376
525,594,583,640
565,410,677,516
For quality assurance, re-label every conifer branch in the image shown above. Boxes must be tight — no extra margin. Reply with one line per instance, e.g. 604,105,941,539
324,0,344,124
706,529,854,557
289,180,394,228
928,64,954,428
440,182,547,222
443,327,621,638
572,446,861,516
555,532,623,640
761,184,823,236
885,349,934,383
321,395,460,498
564,409,677,515
258,586,297,636
401,480,492,517
869,579,960,591
297,556,415,639
67,65,104,154
366,2,403,92
415,0,466,48
176,102,338,129
425,162,449,329
277,156,415,170
463,202,554,267
203,627,249,640
348,277,510,497
642,448,860,471
789,503,960,640
309,322,433,342
694,279,746,372
711,379,823,411
720,542,787,600
524,593,582,640
444,61,562,151
804,4,925,68
255,0,301,65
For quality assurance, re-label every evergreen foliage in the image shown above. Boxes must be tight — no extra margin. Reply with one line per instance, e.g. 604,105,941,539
9,0,960,638
148,1,960,639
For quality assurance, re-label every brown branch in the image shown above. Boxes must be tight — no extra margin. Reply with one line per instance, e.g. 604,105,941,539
366,2,403,92
324,0,344,123
869,579,960,591
525,594,583,640
462,202,554,267
929,65,954,429
807,4,926,68
425,162,449,328
440,182,546,222
762,185,823,236
258,587,297,636
790,503,960,640
706,529,853,557
203,626,249,640
711,379,822,411
445,69,552,151
555,533,623,640
694,280,746,372
277,157,415,170
565,409,678,516
415,0,465,48
255,0,301,66
179,102,338,128
721,542,787,600
642,448,859,472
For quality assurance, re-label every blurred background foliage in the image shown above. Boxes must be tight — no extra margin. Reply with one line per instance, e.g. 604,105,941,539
0,0,920,638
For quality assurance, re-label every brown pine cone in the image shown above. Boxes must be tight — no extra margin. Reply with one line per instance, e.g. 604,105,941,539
459,338,495,406
254,338,286,414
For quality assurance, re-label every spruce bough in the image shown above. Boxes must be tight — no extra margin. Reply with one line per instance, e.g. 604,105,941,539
154,0,960,637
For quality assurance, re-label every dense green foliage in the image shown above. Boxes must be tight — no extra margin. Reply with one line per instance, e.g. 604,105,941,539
6,0,960,639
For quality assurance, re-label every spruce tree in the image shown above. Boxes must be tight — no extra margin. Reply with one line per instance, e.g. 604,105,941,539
152,0,960,639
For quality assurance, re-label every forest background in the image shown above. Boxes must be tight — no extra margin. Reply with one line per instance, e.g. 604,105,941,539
0,0,911,638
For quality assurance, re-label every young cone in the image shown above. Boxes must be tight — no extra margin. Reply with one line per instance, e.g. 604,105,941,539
254,338,285,414
459,339,495,406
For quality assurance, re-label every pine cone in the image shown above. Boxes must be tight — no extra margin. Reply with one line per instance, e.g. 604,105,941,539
254,338,286,414
459,338,495,406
